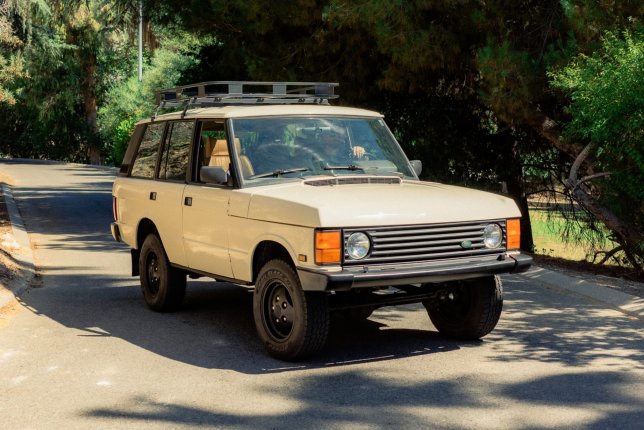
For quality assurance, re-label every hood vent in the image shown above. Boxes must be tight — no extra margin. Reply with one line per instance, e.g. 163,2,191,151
304,176,402,187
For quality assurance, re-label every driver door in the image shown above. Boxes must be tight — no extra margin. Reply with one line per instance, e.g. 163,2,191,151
181,120,235,278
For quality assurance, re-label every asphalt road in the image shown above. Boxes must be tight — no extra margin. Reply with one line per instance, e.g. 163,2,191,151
1,159,642,429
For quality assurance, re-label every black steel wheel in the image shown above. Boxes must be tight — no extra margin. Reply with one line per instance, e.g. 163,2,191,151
139,234,186,312
422,275,503,340
253,259,329,360
264,282,296,340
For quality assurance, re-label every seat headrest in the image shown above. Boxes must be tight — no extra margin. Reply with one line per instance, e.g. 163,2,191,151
212,138,242,154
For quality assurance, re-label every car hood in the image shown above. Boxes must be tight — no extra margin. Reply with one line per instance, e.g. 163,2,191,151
237,177,521,227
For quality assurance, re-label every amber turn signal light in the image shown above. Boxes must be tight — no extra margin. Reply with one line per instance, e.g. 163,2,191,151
315,230,342,264
506,218,521,250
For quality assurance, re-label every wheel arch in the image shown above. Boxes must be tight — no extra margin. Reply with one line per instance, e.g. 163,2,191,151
136,218,159,250
252,240,296,283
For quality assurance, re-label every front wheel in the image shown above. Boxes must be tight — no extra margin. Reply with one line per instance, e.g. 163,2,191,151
253,259,330,360
139,234,186,312
422,275,503,340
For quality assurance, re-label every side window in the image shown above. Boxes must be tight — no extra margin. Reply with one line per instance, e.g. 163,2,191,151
197,121,228,182
199,121,226,170
196,120,256,183
158,121,194,181
130,122,165,178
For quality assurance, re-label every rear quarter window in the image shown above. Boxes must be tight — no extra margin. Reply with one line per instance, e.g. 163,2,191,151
158,121,194,181
130,122,165,178
118,124,145,176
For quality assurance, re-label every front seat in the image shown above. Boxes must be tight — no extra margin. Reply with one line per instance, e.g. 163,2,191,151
209,138,254,178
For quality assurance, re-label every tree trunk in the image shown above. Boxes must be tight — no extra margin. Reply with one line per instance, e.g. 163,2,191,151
81,50,102,165
66,9,102,166
524,110,642,270
566,144,643,269
506,179,534,252
495,132,534,252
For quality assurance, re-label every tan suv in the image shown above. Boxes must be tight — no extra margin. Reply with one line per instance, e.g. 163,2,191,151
111,81,532,360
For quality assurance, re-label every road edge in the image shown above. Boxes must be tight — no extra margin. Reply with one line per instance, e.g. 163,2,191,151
0,184,36,308
518,266,643,321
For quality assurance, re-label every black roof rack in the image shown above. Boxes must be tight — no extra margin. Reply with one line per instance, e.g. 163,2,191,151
154,81,339,118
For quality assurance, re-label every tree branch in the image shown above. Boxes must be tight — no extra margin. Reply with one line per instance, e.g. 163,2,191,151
523,112,585,161
593,246,624,265
568,142,592,185
574,171,612,190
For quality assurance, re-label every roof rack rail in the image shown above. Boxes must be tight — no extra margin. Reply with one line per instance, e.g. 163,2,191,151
154,81,339,118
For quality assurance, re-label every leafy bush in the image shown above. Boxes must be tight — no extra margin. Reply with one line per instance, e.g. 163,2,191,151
99,30,208,165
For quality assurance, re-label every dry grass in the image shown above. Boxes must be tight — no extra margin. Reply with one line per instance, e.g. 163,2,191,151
529,208,642,283
0,187,16,279
529,209,621,264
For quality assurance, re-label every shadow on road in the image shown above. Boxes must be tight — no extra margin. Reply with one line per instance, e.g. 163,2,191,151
490,277,644,369
8,161,644,374
78,369,643,429
4,160,644,428
18,272,462,374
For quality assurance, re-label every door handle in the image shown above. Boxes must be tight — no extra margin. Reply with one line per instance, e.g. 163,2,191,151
184,197,192,206
149,192,157,200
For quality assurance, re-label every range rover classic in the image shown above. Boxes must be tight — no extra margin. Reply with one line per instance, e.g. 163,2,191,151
110,81,532,360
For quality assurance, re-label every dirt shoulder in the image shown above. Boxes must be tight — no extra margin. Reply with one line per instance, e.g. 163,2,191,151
0,186,21,289
531,254,643,298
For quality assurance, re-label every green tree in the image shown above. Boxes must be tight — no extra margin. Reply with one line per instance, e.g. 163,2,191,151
0,0,24,105
0,0,50,105
477,2,642,269
99,28,208,164
0,0,134,162
550,28,643,268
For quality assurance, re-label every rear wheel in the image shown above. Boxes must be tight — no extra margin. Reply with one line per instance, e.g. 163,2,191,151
139,234,186,312
422,275,503,339
253,259,329,360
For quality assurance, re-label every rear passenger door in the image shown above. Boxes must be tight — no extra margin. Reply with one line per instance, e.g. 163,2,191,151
182,120,235,278
147,120,194,267
120,122,168,255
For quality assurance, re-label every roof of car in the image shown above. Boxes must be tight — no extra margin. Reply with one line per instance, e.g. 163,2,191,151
137,104,384,125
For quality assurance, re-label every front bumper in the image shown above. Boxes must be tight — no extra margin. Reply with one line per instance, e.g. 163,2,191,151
298,252,532,291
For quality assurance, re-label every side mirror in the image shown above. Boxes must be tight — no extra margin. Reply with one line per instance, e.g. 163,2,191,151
200,166,228,184
410,160,422,177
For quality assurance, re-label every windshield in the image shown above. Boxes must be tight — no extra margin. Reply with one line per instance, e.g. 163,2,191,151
231,117,416,186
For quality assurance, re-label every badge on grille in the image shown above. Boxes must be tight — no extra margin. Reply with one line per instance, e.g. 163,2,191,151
460,240,473,249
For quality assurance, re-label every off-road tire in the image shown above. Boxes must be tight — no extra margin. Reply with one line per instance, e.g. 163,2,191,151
422,275,503,339
253,259,330,360
139,234,186,312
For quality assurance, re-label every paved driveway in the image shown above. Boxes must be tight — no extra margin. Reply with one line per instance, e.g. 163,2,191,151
1,159,642,429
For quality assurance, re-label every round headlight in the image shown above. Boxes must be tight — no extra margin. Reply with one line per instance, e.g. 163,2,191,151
483,224,503,249
347,232,371,260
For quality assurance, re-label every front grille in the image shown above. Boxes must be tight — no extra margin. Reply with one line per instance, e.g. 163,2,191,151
343,220,506,265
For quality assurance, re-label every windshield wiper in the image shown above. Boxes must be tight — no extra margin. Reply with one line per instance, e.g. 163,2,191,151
324,164,365,171
249,167,309,179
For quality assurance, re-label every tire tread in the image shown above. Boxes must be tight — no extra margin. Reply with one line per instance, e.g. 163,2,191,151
424,275,503,340
254,259,329,360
